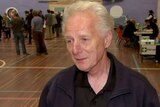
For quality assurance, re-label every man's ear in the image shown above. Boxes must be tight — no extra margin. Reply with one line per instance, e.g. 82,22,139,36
104,30,113,48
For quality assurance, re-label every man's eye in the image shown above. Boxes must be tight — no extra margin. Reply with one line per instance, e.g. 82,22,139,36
82,38,87,41
81,38,89,42
66,39,72,44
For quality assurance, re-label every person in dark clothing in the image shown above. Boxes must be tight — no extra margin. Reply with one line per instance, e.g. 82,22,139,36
55,12,62,37
123,20,137,38
150,19,159,39
38,1,160,107
25,9,33,44
123,20,138,47
38,10,45,22
144,19,159,39
156,45,160,63
146,10,154,22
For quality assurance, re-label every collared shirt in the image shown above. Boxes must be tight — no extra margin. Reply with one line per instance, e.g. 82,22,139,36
74,56,116,107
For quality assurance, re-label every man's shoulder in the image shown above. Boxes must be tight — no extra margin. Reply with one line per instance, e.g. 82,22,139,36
48,65,76,84
110,52,155,91
121,65,155,91
56,65,76,76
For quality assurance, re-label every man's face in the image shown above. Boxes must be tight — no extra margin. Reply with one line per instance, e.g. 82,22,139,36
64,11,112,72
8,9,15,18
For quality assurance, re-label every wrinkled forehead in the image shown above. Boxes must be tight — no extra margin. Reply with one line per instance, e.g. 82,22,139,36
65,10,98,31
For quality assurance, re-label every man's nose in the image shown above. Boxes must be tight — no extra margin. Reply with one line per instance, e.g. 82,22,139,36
72,41,82,55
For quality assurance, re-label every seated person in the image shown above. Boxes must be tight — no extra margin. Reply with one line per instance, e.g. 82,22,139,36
144,19,159,39
123,19,138,47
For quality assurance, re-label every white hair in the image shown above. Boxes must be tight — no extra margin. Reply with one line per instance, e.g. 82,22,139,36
62,1,114,37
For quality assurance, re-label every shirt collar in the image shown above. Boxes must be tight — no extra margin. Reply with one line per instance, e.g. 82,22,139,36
74,54,116,91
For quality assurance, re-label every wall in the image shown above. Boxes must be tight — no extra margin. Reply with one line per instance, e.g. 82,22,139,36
48,0,103,13
158,0,160,26
104,0,157,25
49,3,66,12
0,0,48,17
0,0,158,26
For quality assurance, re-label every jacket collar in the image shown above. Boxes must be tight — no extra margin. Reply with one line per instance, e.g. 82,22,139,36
107,53,132,99
56,65,77,99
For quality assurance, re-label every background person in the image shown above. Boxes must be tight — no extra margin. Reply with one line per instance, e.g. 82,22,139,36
146,10,155,22
44,9,53,40
50,10,57,35
39,1,160,107
10,11,29,55
144,19,159,39
0,14,3,41
31,10,48,55
123,19,138,47
55,11,62,38
2,13,11,40
24,9,33,44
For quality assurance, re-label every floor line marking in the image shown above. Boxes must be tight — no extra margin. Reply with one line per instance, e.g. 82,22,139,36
132,68,160,70
0,59,6,68
0,66,67,69
132,54,141,72
7,54,34,67
0,97,38,101
0,90,41,93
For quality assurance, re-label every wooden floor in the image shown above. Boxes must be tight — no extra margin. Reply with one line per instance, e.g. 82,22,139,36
0,33,160,107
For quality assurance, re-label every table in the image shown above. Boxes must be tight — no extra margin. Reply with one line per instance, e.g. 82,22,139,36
139,40,160,62
134,29,153,35
134,29,153,40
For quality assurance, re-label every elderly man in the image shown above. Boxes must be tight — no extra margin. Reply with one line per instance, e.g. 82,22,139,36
39,1,160,107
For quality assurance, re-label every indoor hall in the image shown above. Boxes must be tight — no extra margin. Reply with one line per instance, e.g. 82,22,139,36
0,0,160,106
0,31,160,106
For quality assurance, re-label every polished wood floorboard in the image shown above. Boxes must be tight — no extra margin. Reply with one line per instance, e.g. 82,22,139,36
0,34,160,107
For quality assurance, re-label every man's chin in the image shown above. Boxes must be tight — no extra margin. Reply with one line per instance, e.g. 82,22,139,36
76,64,89,72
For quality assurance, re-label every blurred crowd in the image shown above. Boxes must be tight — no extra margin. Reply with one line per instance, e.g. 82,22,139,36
115,9,159,48
0,8,63,55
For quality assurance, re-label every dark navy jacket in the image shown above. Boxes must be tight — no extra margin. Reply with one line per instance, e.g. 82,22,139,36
39,53,160,107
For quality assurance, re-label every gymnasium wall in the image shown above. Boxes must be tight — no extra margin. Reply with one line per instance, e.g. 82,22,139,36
104,0,158,25
0,0,159,26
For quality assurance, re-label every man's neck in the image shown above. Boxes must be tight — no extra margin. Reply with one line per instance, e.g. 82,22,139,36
87,59,110,94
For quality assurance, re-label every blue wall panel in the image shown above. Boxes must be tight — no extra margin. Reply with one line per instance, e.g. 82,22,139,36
104,0,157,25
0,0,48,17
0,0,157,25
